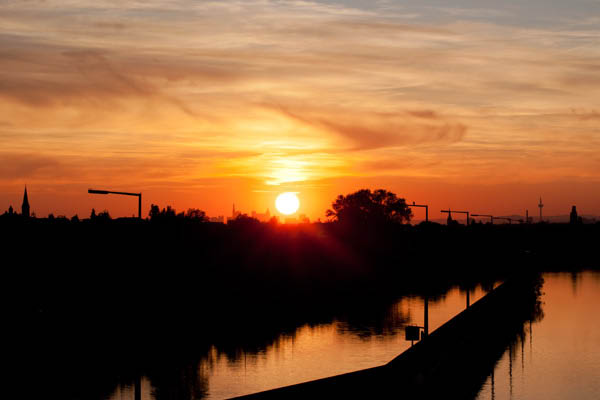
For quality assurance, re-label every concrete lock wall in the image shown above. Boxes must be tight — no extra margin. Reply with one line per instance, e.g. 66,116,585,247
232,274,542,399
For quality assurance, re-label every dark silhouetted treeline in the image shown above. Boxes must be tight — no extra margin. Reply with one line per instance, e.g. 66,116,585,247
0,194,598,399
2,207,598,323
2,211,597,343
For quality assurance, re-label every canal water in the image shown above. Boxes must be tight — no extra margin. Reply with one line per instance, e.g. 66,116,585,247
475,271,600,400
109,285,491,399
108,271,600,399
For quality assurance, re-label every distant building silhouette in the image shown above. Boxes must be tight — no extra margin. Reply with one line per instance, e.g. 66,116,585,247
251,209,271,222
272,215,309,224
447,211,453,225
227,203,243,224
570,206,579,224
8,205,14,215
22,186,30,217
209,215,225,223
538,197,544,222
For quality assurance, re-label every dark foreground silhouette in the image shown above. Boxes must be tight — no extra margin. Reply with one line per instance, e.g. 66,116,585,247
233,273,544,399
0,204,596,399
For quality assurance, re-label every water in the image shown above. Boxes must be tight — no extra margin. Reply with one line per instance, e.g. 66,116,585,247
201,286,489,399
107,272,600,399
475,271,600,400
108,285,491,399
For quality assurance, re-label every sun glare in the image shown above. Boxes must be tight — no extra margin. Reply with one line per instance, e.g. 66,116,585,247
275,192,300,215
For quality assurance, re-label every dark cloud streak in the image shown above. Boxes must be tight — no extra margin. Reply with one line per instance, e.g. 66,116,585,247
270,104,466,151
0,153,60,180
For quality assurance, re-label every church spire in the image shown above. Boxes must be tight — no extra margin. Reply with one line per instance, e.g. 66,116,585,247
22,185,30,217
446,210,453,224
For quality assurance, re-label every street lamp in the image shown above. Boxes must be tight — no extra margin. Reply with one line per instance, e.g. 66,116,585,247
408,201,429,222
88,189,142,219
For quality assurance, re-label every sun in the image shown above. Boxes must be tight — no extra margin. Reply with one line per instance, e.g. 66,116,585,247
275,192,300,215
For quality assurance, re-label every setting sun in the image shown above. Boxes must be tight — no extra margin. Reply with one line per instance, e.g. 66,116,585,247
275,192,300,215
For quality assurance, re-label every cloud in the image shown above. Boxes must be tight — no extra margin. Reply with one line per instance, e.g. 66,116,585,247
0,153,61,180
270,104,466,151
92,22,127,30
408,110,441,119
0,0,599,190
571,109,600,120
0,44,206,120
356,158,417,172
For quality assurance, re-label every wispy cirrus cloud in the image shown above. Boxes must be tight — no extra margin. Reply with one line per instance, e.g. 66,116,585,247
269,103,466,151
1,0,600,217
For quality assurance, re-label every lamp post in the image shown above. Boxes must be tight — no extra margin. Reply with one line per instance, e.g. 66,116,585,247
424,295,429,337
408,201,429,222
405,295,429,344
88,189,142,219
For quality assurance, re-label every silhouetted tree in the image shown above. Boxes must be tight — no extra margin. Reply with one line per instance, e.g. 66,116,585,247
228,214,261,229
90,208,97,219
96,210,111,221
149,204,179,221
149,204,160,220
326,189,412,226
71,214,79,223
164,206,176,218
184,208,207,221
1,206,18,219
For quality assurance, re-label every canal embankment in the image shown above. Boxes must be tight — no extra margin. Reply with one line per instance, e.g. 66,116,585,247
231,274,542,399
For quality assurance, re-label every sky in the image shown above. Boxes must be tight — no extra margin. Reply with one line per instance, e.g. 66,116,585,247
1,0,599,220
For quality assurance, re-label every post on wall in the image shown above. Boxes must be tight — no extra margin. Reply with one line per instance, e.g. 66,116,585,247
424,295,429,337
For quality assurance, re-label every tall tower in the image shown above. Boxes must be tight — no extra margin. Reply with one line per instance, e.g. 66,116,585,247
22,186,30,217
570,206,578,224
538,197,544,222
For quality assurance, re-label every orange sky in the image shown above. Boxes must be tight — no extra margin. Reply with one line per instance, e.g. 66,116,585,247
1,1,599,220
